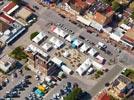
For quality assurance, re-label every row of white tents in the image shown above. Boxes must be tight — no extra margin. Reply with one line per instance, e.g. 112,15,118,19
76,58,103,76
50,57,103,76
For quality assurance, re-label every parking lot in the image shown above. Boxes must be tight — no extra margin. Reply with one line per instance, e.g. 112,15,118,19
0,67,39,100
0,0,134,99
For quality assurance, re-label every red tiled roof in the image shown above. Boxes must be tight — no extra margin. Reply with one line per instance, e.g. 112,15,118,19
122,28,134,43
2,1,16,12
97,92,110,100
0,13,14,24
86,0,96,5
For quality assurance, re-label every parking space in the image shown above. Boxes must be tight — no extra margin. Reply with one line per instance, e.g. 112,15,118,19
0,67,38,99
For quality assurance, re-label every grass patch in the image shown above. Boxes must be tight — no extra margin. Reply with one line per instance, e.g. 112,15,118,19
10,46,27,60
30,32,39,40
122,69,134,81
95,70,104,79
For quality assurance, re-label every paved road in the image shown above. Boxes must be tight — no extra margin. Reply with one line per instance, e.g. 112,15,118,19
44,75,94,100
88,65,124,97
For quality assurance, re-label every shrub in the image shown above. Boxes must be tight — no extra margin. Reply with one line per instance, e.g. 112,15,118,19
30,32,39,40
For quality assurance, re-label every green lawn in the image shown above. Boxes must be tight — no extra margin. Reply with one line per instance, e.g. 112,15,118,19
10,46,27,60
122,69,134,81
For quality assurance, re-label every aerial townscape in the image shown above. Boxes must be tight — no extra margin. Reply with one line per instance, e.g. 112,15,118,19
0,0,134,100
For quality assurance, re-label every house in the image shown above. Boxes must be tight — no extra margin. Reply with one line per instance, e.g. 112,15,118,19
1,1,19,15
93,11,114,26
67,0,88,13
17,7,35,22
110,27,125,42
0,20,10,34
25,44,54,76
0,55,16,73
96,91,110,100
86,0,96,6
0,13,26,45
76,15,92,26
109,75,134,98
121,28,134,49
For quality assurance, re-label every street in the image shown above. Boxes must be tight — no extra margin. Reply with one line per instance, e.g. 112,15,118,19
88,65,124,97
0,0,133,99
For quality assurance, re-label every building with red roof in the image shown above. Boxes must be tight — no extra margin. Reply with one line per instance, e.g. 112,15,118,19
0,12,15,24
121,28,134,49
1,1,19,15
96,91,110,100
86,0,96,5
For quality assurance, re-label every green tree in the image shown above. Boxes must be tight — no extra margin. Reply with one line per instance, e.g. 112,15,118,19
64,88,82,100
112,1,120,11
102,0,114,5
130,12,134,19
129,2,134,11
10,0,22,4
30,32,39,40
10,46,27,60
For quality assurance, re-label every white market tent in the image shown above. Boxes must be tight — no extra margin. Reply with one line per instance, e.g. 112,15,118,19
88,48,98,57
96,55,105,64
49,36,57,44
49,36,64,48
42,43,52,52
76,16,91,26
92,60,103,69
80,43,91,53
53,27,68,38
54,39,64,48
76,58,92,76
51,57,63,66
25,44,48,58
32,32,47,44
60,65,72,75
63,51,70,58
65,34,75,42
72,39,83,47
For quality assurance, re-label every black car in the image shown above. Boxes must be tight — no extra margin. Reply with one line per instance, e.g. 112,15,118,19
33,5,39,10
25,75,32,79
1,81,6,87
0,85,2,90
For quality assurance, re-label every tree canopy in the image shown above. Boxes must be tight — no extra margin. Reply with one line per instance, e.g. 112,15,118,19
64,88,82,100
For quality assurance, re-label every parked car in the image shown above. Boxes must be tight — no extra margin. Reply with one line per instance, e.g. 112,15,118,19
33,5,39,10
